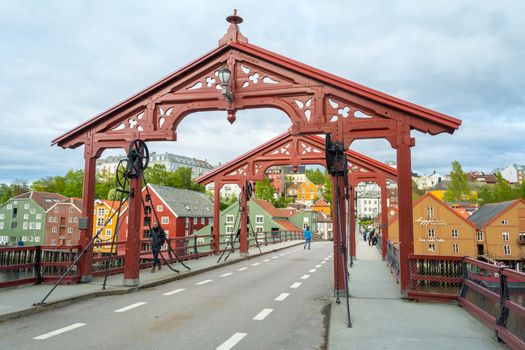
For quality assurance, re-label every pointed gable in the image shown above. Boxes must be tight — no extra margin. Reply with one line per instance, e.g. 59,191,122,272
468,200,519,229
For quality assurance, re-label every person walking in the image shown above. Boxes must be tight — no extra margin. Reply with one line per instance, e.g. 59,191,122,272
304,225,312,250
150,221,166,273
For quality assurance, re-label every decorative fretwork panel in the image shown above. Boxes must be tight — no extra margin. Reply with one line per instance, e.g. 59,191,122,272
109,109,147,133
180,70,222,93
265,142,292,156
298,141,322,155
227,163,249,177
325,96,376,123
236,63,292,90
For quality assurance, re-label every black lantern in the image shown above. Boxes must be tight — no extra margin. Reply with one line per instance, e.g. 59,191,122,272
218,65,233,102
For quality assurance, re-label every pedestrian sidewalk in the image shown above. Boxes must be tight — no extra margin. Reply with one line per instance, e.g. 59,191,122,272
0,240,302,322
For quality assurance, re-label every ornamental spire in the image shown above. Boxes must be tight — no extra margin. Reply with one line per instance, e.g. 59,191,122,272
219,9,248,45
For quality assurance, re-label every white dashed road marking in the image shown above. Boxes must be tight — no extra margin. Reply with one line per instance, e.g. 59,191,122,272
251,262,261,266
217,332,247,350
263,259,270,262
301,274,311,280
253,308,274,320
196,279,213,285
220,272,233,277
290,282,302,288
114,302,147,313
309,269,316,273
315,264,322,268
321,261,326,264
238,267,248,271
34,323,86,340
163,288,186,296
272,256,279,259
274,293,290,301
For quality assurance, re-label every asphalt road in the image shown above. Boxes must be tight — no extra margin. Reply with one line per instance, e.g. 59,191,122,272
0,242,334,350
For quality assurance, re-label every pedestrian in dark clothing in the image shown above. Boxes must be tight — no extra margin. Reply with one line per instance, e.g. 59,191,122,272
304,226,312,250
368,231,373,246
150,222,166,273
363,229,367,242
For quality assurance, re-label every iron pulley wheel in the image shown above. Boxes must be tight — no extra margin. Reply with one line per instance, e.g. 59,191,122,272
128,139,150,173
115,159,131,189
246,181,253,200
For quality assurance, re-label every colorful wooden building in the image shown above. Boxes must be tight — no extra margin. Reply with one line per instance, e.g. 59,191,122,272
297,179,317,204
45,198,82,246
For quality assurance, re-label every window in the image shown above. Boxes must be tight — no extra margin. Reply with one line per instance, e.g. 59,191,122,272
0,214,3,219
226,225,234,234
477,231,483,241
0,223,3,230
97,218,104,227
106,229,111,236
193,217,197,224
452,243,459,253
24,204,30,209
29,222,35,230
255,215,264,224
36,214,42,219
69,207,74,213
428,228,435,238
256,226,264,233
67,240,72,245
51,239,57,245
161,216,169,224
35,222,41,230
52,227,57,233
502,232,510,241
22,236,27,242
226,215,234,224
201,217,205,224
427,207,434,219
67,227,73,233
23,214,29,219
23,222,28,230
35,237,40,243
503,245,511,255
11,222,17,229
54,207,59,213
68,217,73,223
451,229,458,238
157,205,163,212
6,204,12,210
428,244,436,252
501,219,509,225
97,208,105,217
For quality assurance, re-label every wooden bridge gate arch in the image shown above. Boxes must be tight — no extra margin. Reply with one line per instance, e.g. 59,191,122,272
52,11,461,294
194,130,397,260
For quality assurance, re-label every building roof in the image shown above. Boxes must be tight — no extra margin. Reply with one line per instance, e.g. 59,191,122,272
313,198,330,207
148,184,213,218
431,180,476,191
467,200,519,229
452,208,470,219
58,198,83,211
251,198,294,218
467,172,497,184
13,191,67,211
274,219,302,231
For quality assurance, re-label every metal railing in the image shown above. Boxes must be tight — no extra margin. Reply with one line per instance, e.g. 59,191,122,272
407,255,525,349
385,240,400,282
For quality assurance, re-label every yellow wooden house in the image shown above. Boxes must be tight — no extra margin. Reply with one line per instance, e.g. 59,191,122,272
297,179,317,204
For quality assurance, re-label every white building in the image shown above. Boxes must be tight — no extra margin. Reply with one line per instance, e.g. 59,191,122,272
500,164,525,184
413,171,445,191
355,182,381,219
205,183,242,199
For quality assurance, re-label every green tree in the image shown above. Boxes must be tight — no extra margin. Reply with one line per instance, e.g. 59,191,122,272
306,169,325,185
255,178,275,202
323,173,332,203
444,161,470,201
493,172,512,202
274,195,292,208
220,194,238,210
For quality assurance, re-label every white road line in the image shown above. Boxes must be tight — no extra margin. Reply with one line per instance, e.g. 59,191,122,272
253,308,273,320
301,274,311,280
321,261,326,264
238,267,248,271
309,269,317,273
251,262,261,266
272,256,279,259
263,259,270,262
220,272,233,277
114,302,147,313
163,288,186,296
274,293,290,301
324,257,330,260
290,282,302,288
196,279,213,285
217,332,247,350
34,323,86,340
279,253,285,256
315,264,322,268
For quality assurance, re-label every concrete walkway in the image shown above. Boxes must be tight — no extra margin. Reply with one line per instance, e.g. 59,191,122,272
328,227,507,349
0,240,302,322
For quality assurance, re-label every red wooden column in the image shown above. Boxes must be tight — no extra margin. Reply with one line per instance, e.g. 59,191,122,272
123,174,143,286
395,132,415,295
379,177,389,259
331,175,346,293
239,184,248,255
349,183,356,259
212,182,222,253
78,146,97,282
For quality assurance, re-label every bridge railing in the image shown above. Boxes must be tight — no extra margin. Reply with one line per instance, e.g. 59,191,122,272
407,255,525,349
385,240,400,282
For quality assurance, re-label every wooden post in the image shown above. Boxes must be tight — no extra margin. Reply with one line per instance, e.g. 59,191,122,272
239,184,248,255
213,182,222,253
380,178,389,260
78,146,96,282
123,173,143,286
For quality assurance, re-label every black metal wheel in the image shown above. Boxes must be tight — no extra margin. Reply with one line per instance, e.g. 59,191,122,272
128,139,149,173
115,159,131,189
246,181,253,200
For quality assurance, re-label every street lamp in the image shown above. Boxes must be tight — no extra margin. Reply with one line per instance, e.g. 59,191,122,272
218,65,233,102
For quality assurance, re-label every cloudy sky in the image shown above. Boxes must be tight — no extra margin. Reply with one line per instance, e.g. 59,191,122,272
1,1,524,184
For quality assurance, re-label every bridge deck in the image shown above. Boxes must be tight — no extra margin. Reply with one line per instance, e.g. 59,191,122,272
328,230,507,349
